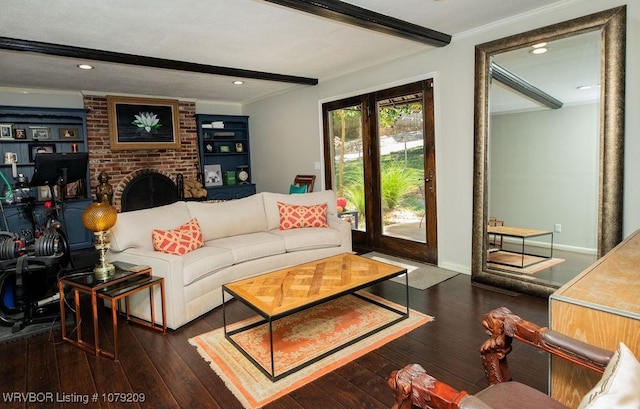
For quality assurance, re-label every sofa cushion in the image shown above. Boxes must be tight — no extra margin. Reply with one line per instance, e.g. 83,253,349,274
263,190,338,231
578,342,640,409
109,201,192,252
152,218,204,255
207,232,286,264
182,245,235,286
277,202,328,230
271,227,342,251
186,194,267,241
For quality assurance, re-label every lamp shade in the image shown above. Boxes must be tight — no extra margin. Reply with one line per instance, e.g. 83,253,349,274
82,201,117,232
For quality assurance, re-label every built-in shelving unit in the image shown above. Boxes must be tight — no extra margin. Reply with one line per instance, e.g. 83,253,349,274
0,106,92,249
196,114,256,200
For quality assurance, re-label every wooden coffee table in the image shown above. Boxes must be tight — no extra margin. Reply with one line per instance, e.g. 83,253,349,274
222,253,409,381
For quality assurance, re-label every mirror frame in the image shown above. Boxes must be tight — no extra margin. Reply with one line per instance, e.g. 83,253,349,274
472,6,626,296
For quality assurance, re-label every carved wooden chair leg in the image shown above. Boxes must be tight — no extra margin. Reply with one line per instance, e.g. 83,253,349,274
388,364,425,409
479,306,522,384
388,363,468,409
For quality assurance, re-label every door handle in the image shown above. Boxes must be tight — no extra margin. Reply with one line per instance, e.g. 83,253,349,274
425,170,434,182
425,170,434,192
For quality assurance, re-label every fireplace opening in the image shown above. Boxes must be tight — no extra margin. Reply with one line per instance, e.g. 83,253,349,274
120,172,178,212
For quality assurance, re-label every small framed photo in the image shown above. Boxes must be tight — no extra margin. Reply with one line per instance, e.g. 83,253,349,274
235,142,244,153
37,185,60,201
204,142,214,153
204,164,223,187
59,128,80,140
30,126,51,140
14,128,27,139
28,143,56,162
64,180,84,199
219,144,231,153
0,124,13,140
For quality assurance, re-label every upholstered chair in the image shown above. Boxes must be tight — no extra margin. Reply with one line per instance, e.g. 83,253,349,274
388,307,640,409
291,174,316,193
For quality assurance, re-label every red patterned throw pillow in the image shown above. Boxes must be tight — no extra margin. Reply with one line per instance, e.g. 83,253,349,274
152,218,204,255
278,202,328,230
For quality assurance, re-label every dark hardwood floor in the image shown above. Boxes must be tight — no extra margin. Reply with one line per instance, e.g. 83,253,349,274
0,274,550,409
498,242,596,287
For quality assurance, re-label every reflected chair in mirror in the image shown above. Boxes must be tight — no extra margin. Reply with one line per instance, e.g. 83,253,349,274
291,174,316,193
487,216,504,250
388,307,640,409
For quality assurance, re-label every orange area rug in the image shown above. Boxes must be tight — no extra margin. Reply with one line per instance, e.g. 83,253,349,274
189,292,432,409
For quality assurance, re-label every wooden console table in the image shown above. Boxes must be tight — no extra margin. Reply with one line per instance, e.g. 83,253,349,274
549,229,640,408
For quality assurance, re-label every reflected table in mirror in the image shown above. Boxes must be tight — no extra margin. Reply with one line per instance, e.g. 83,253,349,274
487,226,553,268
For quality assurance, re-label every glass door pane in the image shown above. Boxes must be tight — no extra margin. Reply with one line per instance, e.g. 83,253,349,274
328,105,365,232
377,94,426,243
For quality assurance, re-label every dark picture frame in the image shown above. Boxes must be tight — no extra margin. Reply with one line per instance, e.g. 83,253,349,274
64,179,84,199
30,126,50,140
204,164,223,187
107,95,180,151
59,127,80,140
14,128,26,139
235,142,244,153
28,143,56,162
219,144,231,153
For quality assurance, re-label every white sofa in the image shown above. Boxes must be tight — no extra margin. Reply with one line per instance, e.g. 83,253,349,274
106,190,352,329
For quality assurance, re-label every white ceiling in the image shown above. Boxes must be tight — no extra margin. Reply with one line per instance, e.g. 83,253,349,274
0,0,569,104
491,30,601,114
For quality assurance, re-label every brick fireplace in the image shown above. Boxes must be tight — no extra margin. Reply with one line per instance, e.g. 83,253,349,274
83,96,199,212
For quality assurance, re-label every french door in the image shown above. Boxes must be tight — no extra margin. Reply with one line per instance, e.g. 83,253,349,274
322,79,437,263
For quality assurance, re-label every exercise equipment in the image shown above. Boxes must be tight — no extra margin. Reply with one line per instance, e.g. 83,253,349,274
0,226,71,333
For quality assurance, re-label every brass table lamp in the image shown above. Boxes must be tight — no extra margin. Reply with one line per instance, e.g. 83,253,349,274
82,198,118,280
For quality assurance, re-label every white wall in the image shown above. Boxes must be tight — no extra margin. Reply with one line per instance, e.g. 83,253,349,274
0,88,245,116
194,101,243,116
245,0,640,274
0,88,85,108
489,104,599,253
244,85,322,194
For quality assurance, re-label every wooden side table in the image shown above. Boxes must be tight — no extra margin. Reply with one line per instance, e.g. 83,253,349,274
338,210,359,229
58,264,166,361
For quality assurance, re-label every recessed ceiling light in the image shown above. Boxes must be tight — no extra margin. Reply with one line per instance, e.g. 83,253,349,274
233,80,244,85
530,42,548,54
77,64,94,70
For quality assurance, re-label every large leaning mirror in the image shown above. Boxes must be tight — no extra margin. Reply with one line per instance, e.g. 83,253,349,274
472,6,626,297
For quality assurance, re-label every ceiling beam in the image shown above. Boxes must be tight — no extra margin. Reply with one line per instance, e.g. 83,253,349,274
0,36,318,86
491,62,563,110
263,0,451,47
